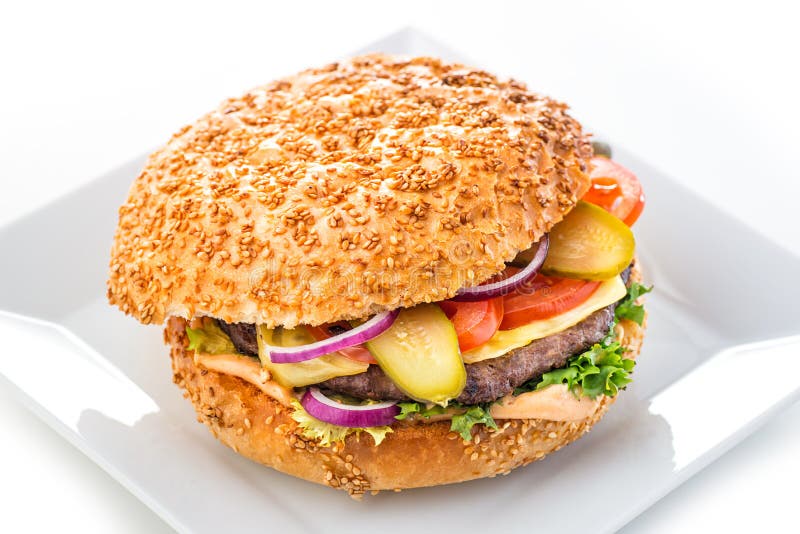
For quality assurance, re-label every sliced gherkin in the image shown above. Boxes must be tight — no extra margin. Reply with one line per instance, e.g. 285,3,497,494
366,304,466,405
541,201,635,280
256,325,367,388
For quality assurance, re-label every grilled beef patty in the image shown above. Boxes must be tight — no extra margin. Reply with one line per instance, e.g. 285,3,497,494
323,303,618,404
219,267,631,405
218,321,259,356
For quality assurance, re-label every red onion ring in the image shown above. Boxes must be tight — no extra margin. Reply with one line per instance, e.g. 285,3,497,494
301,387,400,428
451,234,549,302
268,310,398,363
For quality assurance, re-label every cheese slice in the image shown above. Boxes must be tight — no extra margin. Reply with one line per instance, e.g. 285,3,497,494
461,275,627,364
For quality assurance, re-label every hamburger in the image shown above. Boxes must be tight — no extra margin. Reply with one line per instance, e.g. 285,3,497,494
108,54,649,497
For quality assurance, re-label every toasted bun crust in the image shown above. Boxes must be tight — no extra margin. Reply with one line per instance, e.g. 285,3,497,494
110,54,593,327
166,265,646,496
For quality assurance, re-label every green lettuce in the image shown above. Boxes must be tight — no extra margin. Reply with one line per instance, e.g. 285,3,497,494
395,401,497,441
615,282,652,325
450,405,498,441
289,400,392,447
395,402,448,420
186,321,237,354
515,280,647,400
515,338,635,399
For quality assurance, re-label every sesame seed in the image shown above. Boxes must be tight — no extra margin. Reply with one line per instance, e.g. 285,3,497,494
108,54,591,328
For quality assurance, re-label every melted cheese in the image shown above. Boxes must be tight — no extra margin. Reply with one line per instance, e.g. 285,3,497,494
194,352,295,406
462,275,627,364
490,385,600,421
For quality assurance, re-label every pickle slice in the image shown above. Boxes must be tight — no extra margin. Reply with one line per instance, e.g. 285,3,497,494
541,201,635,280
256,325,368,388
366,304,466,405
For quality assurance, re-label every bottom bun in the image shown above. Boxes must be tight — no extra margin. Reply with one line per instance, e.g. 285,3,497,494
166,270,645,497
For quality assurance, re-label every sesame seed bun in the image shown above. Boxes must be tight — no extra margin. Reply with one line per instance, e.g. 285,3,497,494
165,263,646,496
108,54,592,327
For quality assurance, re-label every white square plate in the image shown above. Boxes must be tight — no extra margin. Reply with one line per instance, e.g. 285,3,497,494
1,28,799,534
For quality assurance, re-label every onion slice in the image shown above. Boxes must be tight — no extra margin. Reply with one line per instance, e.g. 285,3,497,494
452,235,550,301
301,387,400,428
268,310,398,363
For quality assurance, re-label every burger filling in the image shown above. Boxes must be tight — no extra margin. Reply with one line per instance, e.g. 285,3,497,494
219,266,632,405
186,155,650,445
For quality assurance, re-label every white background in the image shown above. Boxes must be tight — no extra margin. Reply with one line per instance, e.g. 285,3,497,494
1,1,798,532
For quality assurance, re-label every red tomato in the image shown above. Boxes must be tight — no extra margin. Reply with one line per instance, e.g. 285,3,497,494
438,297,504,352
500,273,601,330
306,322,378,364
583,157,645,226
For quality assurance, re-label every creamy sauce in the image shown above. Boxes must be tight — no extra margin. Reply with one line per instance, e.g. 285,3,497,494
195,352,597,421
194,352,295,407
490,384,600,421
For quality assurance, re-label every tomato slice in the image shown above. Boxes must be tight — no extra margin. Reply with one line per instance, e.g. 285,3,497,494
500,271,601,330
583,157,645,226
306,322,378,364
438,297,504,352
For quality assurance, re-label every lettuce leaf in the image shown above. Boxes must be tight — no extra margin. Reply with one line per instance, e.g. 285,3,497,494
289,400,392,447
186,321,237,355
615,282,652,326
601,318,619,346
450,405,498,441
396,401,497,441
515,336,635,399
395,402,447,420
514,280,646,399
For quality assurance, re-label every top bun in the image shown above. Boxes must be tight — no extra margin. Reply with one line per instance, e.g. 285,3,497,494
108,54,592,327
